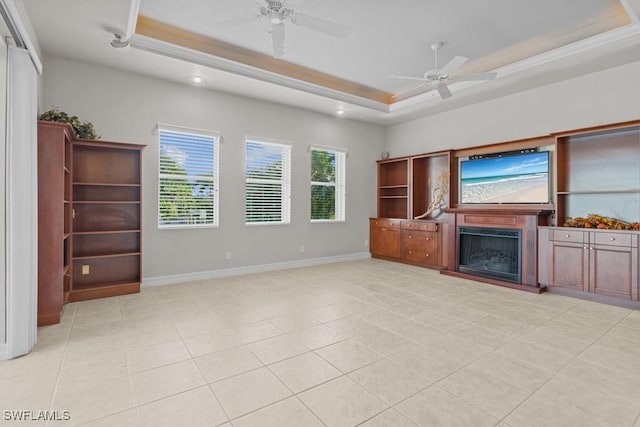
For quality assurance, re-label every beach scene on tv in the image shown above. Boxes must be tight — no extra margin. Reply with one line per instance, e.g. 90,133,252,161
460,152,550,204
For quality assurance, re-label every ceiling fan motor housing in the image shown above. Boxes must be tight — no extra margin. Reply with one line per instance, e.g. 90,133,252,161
262,1,292,24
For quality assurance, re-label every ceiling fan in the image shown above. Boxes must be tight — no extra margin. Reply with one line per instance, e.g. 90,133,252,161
390,43,497,100
230,0,349,58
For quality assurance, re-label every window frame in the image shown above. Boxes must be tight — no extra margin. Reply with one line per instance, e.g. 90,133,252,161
244,137,292,226
310,145,347,223
157,124,220,230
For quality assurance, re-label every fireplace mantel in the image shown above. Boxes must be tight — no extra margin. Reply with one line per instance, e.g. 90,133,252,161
444,207,553,215
442,208,552,293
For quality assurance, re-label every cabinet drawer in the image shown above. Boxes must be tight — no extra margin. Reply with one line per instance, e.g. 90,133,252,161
593,232,633,247
403,230,437,260
402,220,438,231
553,230,586,243
403,248,437,263
403,230,437,246
371,219,401,229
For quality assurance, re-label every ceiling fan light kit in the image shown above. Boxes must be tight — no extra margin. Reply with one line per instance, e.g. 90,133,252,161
390,42,497,100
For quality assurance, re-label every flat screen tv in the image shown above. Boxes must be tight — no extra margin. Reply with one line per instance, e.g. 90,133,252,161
460,151,550,204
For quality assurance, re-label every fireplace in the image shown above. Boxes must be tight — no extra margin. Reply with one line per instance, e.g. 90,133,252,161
442,208,551,292
458,226,521,283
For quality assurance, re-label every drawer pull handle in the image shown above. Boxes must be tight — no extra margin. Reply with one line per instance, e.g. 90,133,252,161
425,254,430,257
610,237,615,241
565,234,570,238
409,251,412,254
584,246,588,250
409,235,413,239
426,237,430,241
590,247,594,250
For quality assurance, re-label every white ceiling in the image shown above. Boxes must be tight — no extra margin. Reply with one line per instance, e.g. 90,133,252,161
22,0,640,125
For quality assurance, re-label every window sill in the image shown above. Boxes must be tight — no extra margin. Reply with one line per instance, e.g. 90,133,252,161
311,219,345,224
158,224,218,230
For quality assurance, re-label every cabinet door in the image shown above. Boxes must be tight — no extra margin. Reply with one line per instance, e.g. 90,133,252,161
550,242,588,291
370,226,385,257
383,228,401,258
590,245,638,300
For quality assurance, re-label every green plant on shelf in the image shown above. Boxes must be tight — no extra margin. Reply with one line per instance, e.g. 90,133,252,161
38,107,100,140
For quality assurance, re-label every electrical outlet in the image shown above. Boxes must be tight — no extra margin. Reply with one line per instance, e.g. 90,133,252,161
225,251,232,260
300,245,305,253
82,264,90,275
365,239,369,246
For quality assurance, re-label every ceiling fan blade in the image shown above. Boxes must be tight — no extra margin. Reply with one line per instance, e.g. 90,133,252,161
389,75,427,82
392,82,427,98
271,23,285,58
439,55,468,78
454,71,498,81
291,13,349,38
436,84,452,99
213,15,261,27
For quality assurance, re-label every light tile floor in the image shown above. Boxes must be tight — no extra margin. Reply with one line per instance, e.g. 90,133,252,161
2,259,640,426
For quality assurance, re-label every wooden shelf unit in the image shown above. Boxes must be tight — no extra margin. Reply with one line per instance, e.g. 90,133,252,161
69,140,144,302
376,152,451,221
410,153,450,220
372,151,451,270
37,122,74,325
554,124,640,226
377,158,409,219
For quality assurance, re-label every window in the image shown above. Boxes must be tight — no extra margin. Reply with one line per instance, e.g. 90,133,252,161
310,147,346,221
158,126,219,228
245,139,291,224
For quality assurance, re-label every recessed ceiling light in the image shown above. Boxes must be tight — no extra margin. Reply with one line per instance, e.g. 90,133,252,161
189,75,204,85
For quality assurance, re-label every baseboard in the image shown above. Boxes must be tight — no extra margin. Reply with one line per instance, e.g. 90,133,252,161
546,286,640,309
0,343,8,361
142,252,371,288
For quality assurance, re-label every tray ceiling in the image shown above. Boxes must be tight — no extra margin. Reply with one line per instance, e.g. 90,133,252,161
22,0,640,123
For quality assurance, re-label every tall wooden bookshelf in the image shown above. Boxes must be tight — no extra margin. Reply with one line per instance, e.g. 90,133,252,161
37,122,73,325
37,122,145,320
70,140,144,302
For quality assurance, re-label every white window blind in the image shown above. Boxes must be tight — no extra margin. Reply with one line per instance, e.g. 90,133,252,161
158,127,219,228
245,139,291,224
311,147,346,221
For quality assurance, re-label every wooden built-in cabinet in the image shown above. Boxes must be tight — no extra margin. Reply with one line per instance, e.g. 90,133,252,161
70,140,144,302
373,119,640,304
538,121,640,304
370,218,442,268
37,121,145,321
401,220,441,266
370,219,401,259
539,227,639,301
37,122,73,326
372,151,450,270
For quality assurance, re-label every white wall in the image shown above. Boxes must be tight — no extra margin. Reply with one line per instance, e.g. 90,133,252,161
386,59,640,156
0,21,8,346
42,56,384,280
